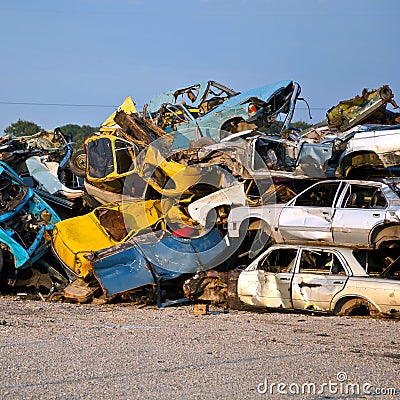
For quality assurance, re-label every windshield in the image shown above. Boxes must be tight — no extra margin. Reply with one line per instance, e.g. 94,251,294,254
87,137,114,179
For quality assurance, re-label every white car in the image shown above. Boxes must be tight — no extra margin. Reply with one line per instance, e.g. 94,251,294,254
237,244,400,317
228,179,400,249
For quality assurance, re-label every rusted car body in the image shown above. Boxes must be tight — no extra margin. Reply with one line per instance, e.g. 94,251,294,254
238,244,400,317
326,84,399,132
228,179,400,251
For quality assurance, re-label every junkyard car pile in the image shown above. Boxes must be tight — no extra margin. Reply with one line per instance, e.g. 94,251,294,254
2,80,400,318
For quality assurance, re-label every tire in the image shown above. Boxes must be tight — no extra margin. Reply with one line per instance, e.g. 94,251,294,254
69,149,87,177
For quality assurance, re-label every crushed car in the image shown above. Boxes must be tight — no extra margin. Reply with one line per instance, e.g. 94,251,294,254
51,197,196,279
169,85,400,181
237,243,400,317
227,179,400,258
0,161,64,291
0,128,83,209
81,226,231,306
146,80,301,148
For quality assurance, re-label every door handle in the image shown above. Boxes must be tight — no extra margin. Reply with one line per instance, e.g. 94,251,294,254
372,213,380,218
333,281,344,284
279,277,290,281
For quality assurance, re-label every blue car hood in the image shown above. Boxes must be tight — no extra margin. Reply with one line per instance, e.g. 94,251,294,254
92,228,229,296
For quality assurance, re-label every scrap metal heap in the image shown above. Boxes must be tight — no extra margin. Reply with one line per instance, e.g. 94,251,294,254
2,81,400,317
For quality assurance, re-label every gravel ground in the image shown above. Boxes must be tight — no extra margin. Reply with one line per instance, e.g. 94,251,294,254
0,295,399,400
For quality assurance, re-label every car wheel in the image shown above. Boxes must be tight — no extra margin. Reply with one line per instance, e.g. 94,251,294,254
69,149,87,177
334,298,379,317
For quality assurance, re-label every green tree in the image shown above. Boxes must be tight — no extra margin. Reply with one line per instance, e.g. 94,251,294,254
59,124,100,149
4,119,43,136
291,120,313,131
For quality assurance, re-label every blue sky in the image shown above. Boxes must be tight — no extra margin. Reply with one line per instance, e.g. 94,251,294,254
0,0,399,133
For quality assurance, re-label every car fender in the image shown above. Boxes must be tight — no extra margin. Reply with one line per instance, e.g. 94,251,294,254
369,223,400,248
188,183,247,225
331,293,382,315
0,231,30,269
227,205,282,240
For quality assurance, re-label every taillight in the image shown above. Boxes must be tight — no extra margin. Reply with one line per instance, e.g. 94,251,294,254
248,103,258,117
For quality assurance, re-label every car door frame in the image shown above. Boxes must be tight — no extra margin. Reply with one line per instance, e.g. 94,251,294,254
331,182,388,247
290,247,351,312
238,247,299,309
278,181,344,244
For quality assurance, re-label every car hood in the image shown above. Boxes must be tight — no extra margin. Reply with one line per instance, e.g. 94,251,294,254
52,214,116,277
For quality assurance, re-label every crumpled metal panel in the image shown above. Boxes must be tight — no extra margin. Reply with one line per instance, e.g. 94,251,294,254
91,228,229,296
217,80,292,110
92,245,155,296
147,82,209,114
136,229,228,279
295,142,333,178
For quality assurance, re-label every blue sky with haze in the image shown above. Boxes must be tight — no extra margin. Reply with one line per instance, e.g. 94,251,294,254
0,0,398,133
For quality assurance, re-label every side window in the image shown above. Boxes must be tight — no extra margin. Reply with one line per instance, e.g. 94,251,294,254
115,140,135,174
294,182,340,207
369,189,387,209
343,184,381,209
299,250,346,275
353,249,398,277
259,249,297,273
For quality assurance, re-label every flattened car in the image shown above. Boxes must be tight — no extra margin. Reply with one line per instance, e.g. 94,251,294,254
85,226,230,306
238,244,400,317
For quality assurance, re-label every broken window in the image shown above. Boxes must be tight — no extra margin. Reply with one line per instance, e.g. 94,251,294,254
342,184,386,209
259,248,297,273
87,137,114,179
298,250,346,275
294,182,341,207
115,139,135,175
353,249,400,278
